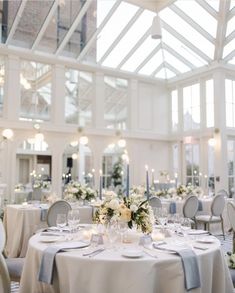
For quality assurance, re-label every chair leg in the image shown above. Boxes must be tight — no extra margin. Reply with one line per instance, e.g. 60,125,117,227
208,222,210,233
204,223,207,231
221,217,225,240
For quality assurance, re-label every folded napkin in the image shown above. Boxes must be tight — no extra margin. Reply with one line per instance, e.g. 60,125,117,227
198,200,203,211
153,243,201,291
38,241,89,284
169,202,176,214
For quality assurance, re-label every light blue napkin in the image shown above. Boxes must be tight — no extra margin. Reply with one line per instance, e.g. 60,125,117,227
38,241,89,284
169,202,176,214
153,244,201,291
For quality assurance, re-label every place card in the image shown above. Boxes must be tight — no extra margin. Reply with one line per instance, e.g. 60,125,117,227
91,233,104,245
139,235,152,246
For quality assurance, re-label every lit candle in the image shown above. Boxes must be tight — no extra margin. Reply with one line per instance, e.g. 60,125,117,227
145,165,150,200
92,168,95,188
99,170,102,200
204,174,208,191
174,172,178,188
151,169,155,187
126,157,129,198
199,172,202,187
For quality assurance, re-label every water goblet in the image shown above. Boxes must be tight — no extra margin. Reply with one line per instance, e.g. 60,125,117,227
56,213,67,233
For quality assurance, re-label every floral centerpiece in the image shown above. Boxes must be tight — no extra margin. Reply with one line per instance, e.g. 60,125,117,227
64,181,96,202
33,180,51,190
14,183,25,192
94,193,154,234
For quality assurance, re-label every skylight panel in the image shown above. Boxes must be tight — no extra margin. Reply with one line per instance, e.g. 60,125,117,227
97,0,117,27
230,0,235,10
155,68,176,79
175,0,217,37
121,36,160,72
138,50,163,75
160,8,214,59
226,16,235,37
102,10,155,68
162,29,208,67
223,38,235,58
96,2,139,61
204,0,220,12
163,50,190,73
228,58,235,65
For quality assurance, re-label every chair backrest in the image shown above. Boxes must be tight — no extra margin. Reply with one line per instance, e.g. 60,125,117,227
148,197,162,208
46,200,72,227
183,195,199,219
211,193,225,216
227,201,235,232
218,189,229,198
0,253,10,293
0,219,6,254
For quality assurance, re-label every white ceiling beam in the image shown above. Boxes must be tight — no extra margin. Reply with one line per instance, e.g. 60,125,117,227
165,61,181,75
225,29,235,45
151,63,164,77
170,4,215,44
196,0,218,19
162,20,212,63
77,0,122,62
162,43,196,69
117,27,151,69
98,8,143,65
135,43,161,73
32,0,58,51
223,48,235,62
124,0,176,12
6,0,28,45
55,0,92,56
228,6,235,21
214,0,230,60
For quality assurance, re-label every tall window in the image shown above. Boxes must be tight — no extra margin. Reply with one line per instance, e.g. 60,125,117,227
65,69,93,127
104,76,128,130
185,143,199,186
208,142,215,194
0,56,5,117
228,140,235,197
172,143,179,175
225,79,235,127
20,61,52,121
206,79,214,127
171,90,178,131
183,83,200,131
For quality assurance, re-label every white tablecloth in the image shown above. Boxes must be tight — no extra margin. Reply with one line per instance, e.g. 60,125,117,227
4,204,93,257
19,231,234,293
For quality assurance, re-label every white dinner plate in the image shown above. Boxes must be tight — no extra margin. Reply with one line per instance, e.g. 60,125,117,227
39,236,62,243
122,249,143,258
196,237,216,244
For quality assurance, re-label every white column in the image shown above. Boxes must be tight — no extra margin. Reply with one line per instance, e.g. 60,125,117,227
51,141,64,198
51,64,65,125
4,55,20,120
93,72,105,129
213,70,227,193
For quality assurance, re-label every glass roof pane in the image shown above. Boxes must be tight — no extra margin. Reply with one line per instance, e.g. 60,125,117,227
10,0,54,48
163,50,190,73
102,10,155,68
62,0,117,58
97,2,139,62
223,38,235,58
155,68,175,79
1,0,22,43
175,0,217,37
38,1,84,53
121,36,160,72
204,0,219,11
228,58,235,65
138,50,163,75
226,16,235,37
230,0,235,10
162,29,208,67
160,7,214,59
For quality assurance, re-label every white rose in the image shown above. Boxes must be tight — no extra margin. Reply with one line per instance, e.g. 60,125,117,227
130,204,138,212
108,199,119,210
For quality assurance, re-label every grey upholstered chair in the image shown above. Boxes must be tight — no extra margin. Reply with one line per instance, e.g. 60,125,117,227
218,189,229,198
148,197,162,208
46,200,72,227
195,193,225,238
0,253,11,293
182,195,199,228
0,219,24,283
227,201,235,253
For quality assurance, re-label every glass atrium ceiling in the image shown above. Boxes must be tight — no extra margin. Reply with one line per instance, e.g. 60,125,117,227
0,0,234,80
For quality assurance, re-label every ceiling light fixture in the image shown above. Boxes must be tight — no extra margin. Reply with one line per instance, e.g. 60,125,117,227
151,13,162,39
2,128,14,140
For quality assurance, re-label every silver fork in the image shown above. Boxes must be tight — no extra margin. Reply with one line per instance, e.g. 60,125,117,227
83,248,105,257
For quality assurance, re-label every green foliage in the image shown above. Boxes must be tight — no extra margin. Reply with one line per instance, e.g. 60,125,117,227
111,157,123,187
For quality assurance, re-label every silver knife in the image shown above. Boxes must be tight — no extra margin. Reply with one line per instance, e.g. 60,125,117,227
83,248,105,257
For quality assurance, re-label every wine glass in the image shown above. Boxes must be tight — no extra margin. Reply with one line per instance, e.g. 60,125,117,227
56,213,67,233
181,218,191,238
118,221,127,243
107,222,118,249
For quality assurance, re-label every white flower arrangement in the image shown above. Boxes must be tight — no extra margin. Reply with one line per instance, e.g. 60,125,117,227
14,183,25,191
94,194,154,234
64,181,96,202
33,180,51,190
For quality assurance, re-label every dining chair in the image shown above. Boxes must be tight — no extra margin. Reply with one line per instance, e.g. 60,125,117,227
227,201,235,253
0,253,11,293
0,219,24,283
182,195,199,228
195,193,225,239
218,189,229,198
46,200,72,227
148,197,162,208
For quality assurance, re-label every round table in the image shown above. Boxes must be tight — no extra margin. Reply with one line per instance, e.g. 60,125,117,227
19,229,234,293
